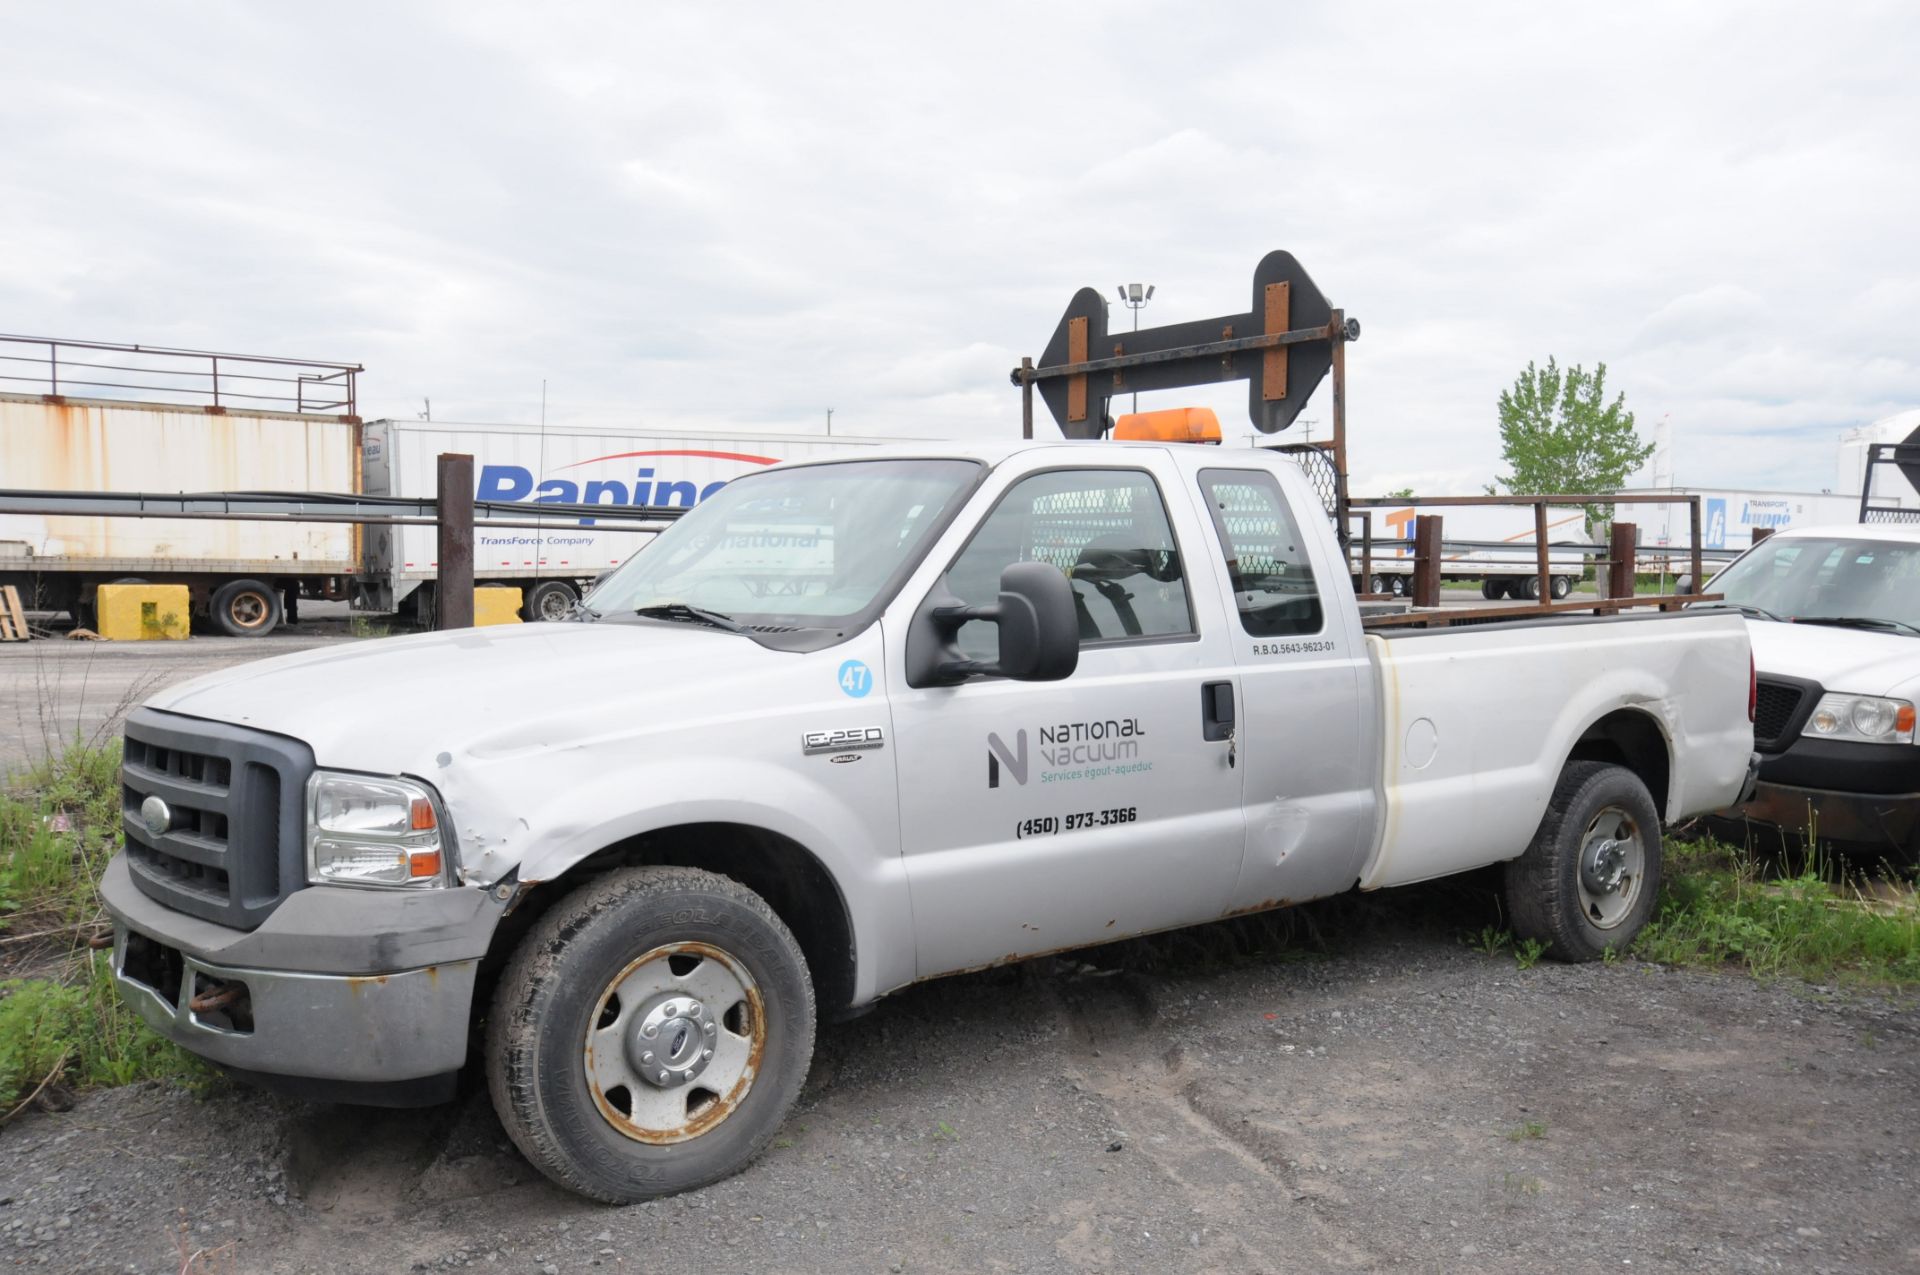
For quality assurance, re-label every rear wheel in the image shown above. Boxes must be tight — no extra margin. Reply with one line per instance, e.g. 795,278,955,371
524,579,578,622
1388,574,1406,597
1480,579,1502,600
487,866,816,1203
210,578,282,637
1368,573,1388,595
1505,761,1662,961
1515,575,1542,601
1550,575,1573,599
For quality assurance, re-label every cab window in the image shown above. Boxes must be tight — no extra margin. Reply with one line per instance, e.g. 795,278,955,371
946,469,1193,659
1197,468,1324,637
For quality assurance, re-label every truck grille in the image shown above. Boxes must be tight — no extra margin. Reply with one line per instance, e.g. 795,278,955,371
121,708,314,930
1753,679,1809,751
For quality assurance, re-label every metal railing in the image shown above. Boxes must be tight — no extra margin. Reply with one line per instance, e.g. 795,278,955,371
0,335,361,418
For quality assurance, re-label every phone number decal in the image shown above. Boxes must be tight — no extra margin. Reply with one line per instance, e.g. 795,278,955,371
1250,640,1336,656
1015,807,1138,839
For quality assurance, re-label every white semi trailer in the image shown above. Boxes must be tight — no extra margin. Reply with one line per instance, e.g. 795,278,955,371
355,419,909,622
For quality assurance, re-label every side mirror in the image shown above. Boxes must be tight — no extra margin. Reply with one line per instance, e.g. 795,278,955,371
906,562,1080,687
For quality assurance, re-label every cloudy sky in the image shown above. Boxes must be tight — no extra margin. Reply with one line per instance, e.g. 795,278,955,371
2,1,1915,495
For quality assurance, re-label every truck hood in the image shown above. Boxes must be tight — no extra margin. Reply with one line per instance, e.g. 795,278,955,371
147,620,803,772
1747,619,1920,701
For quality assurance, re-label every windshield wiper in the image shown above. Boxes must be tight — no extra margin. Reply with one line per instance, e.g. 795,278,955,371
1794,615,1920,636
632,602,750,635
1730,603,1785,622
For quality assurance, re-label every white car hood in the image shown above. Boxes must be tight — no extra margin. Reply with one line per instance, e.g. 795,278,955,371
1746,619,1920,700
147,620,800,772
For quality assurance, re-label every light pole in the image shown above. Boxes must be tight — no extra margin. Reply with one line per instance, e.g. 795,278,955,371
1116,283,1154,416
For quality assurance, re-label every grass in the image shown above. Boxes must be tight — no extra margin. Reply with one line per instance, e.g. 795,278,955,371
1635,838,1920,988
1,738,206,1115
1503,1119,1548,1142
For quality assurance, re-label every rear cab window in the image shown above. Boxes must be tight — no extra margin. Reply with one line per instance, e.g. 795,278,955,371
1197,467,1326,641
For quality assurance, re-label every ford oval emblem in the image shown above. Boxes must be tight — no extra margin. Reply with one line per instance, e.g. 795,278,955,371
140,794,171,838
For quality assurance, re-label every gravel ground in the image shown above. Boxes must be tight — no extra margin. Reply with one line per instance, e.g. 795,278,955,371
3,909,1915,1274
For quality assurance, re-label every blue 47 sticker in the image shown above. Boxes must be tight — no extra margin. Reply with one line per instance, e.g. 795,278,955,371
838,659,873,698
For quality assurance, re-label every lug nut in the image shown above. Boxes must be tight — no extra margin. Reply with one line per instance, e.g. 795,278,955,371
641,1051,654,1065
702,1048,713,1060
657,1069,669,1083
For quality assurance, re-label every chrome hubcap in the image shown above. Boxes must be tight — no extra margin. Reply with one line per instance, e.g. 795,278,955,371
1576,806,1644,930
628,996,719,1088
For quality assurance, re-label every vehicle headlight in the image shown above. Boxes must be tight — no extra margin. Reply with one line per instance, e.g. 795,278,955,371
1802,694,1916,746
305,771,451,887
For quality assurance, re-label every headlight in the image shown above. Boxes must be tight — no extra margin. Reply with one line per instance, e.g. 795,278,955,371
306,771,451,887
1802,694,1916,746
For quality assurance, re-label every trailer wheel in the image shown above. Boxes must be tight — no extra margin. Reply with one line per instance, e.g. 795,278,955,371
1368,574,1388,595
524,580,578,622
1480,579,1502,600
487,865,815,1203
1550,575,1573,599
1515,575,1542,601
1505,761,1662,962
210,579,282,637
1388,574,1406,597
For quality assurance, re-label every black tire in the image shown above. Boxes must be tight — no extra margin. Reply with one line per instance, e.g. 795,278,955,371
524,579,578,622
1480,579,1502,601
210,578,282,637
486,866,816,1203
1388,574,1406,597
1515,575,1542,601
1505,761,1663,962
1550,575,1573,600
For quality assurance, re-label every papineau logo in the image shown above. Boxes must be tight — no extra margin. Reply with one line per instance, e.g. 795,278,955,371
475,449,778,525
987,719,1146,787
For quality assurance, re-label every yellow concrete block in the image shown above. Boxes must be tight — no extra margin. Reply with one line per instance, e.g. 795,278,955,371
96,584,191,641
474,587,524,627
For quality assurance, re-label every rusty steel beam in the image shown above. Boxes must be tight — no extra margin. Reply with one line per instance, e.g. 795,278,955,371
1412,514,1443,607
1607,522,1637,600
436,453,475,631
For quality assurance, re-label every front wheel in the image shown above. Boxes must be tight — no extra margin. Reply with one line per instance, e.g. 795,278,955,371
1505,761,1662,961
1550,574,1573,599
486,866,815,1203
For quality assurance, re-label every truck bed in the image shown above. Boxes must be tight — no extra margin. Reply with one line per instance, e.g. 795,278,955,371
1358,606,1753,890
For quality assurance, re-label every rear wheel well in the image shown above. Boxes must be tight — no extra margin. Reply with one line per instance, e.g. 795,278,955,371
1566,709,1670,816
491,823,857,1018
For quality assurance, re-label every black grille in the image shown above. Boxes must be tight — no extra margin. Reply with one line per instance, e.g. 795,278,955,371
1753,679,1808,750
121,708,313,930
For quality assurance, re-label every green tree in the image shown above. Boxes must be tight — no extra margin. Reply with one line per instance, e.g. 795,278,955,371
1496,358,1652,499
1384,486,1415,500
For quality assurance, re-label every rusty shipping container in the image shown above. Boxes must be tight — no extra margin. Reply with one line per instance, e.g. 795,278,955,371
0,392,360,632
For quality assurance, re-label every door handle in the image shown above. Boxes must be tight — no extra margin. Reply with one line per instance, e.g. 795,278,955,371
1201,681,1235,742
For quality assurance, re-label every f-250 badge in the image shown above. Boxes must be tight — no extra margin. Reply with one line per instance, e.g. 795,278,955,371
802,726,885,755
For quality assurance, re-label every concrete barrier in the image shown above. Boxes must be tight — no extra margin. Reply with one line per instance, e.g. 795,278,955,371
474,587,524,627
96,584,191,641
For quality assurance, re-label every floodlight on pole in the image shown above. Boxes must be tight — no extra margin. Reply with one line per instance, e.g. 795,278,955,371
1116,283,1154,416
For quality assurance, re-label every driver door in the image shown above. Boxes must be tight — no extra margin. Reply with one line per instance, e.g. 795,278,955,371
883,457,1247,978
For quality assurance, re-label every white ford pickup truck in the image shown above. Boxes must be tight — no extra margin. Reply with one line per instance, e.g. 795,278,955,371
101,439,1756,1202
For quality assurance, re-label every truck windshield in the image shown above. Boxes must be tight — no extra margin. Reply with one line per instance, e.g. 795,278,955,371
1709,535,1920,634
582,458,981,638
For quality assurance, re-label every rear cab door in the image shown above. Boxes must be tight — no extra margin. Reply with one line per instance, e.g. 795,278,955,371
881,445,1247,978
1179,450,1376,908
